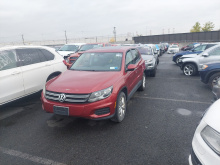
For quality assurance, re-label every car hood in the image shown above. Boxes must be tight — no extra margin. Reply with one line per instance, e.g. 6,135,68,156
46,70,122,94
181,53,198,58
141,55,154,61
204,99,220,132
57,51,76,57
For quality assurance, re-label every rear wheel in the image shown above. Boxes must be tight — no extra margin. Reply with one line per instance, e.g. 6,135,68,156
138,74,146,91
208,72,220,88
183,63,197,76
111,92,127,123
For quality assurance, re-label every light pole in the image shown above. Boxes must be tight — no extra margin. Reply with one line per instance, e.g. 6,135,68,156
113,27,116,42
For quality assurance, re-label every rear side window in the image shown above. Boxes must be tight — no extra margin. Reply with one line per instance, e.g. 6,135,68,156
0,50,17,71
40,49,54,61
16,48,41,66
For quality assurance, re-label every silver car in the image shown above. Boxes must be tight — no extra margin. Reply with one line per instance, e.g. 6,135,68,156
179,44,220,76
137,46,158,77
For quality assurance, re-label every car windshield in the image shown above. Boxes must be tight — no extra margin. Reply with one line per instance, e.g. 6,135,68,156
59,45,79,51
137,47,153,55
79,44,103,51
70,52,122,71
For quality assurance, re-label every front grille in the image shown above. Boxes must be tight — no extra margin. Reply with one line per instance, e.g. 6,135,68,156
45,90,90,103
95,108,110,115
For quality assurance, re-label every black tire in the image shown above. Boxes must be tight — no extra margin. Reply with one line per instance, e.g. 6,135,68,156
47,74,58,82
111,92,127,123
138,74,146,91
150,66,157,77
157,58,159,65
208,72,220,88
183,63,197,76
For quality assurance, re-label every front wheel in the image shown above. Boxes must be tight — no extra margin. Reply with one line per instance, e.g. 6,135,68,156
111,92,127,123
183,63,197,76
175,56,181,65
208,72,220,88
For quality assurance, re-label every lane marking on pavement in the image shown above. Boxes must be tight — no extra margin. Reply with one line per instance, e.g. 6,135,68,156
0,108,24,121
134,96,211,104
152,77,199,80
0,146,67,165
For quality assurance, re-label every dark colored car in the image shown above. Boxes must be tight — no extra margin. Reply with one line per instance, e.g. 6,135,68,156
173,43,217,64
41,46,146,123
200,63,220,88
181,43,200,51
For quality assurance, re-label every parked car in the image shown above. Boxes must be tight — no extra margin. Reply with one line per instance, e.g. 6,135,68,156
144,44,158,56
155,44,161,56
212,78,220,100
179,44,220,76
57,43,85,59
0,46,67,105
137,46,158,77
167,45,179,54
181,43,200,51
200,63,220,88
158,44,165,55
41,46,146,122
173,43,217,64
66,43,111,67
188,98,220,165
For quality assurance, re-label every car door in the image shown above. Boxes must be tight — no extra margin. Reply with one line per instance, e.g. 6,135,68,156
131,49,142,84
16,48,54,95
124,50,137,94
0,49,24,105
199,46,220,66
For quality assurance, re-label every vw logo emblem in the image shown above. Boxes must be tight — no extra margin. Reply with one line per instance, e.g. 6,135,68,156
58,93,66,102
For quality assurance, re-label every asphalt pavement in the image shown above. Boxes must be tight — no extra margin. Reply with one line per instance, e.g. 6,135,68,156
0,53,213,165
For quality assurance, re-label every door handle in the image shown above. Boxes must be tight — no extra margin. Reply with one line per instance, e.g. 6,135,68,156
12,71,21,75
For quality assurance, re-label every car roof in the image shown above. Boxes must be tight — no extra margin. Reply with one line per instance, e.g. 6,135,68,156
85,46,136,53
0,45,54,51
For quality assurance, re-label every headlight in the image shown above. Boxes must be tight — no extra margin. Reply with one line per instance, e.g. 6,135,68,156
145,59,153,63
201,125,220,155
202,65,208,70
88,86,113,102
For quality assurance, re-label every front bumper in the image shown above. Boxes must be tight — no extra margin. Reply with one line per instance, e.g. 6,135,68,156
190,120,220,165
145,63,155,71
41,92,117,120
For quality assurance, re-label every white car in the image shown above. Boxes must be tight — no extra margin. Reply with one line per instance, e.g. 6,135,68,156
57,43,86,59
0,45,67,105
167,45,179,54
189,98,220,165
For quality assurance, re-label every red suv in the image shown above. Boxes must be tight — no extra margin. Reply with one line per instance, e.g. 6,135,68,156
41,47,146,122
66,43,111,67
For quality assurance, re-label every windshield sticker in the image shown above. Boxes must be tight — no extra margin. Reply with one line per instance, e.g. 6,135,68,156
116,53,122,57
110,67,118,70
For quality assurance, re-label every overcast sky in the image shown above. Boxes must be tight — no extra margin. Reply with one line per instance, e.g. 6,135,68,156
0,0,220,43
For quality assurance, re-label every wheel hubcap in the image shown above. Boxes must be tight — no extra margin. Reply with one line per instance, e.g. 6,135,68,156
118,96,126,117
184,65,193,75
212,76,220,86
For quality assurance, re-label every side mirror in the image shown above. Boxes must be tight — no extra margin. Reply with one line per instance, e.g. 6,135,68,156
202,52,209,57
126,64,136,71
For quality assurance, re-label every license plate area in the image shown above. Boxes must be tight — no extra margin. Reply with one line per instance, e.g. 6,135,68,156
53,106,69,116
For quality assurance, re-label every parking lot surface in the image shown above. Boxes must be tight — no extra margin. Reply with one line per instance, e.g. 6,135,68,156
0,53,213,165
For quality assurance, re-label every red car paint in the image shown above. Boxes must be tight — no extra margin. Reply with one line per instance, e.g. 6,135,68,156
41,47,145,120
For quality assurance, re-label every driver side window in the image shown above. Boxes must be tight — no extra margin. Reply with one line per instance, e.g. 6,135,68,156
209,47,220,56
125,51,133,67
